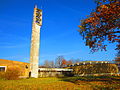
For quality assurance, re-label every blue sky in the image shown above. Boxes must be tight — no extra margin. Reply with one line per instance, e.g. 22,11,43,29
0,0,117,65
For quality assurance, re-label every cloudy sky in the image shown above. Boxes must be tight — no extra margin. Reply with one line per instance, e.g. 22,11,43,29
0,0,117,65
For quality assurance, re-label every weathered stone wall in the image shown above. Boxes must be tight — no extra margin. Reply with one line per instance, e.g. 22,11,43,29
68,63,119,76
38,71,62,77
38,71,73,77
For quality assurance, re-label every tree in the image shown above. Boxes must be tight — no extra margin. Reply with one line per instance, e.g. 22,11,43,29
44,60,55,68
78,0,120,52
61,59,67,67
67,60,73,66
55,56,65,68
44,60,49,68
50,61,55,68
71,58,81,64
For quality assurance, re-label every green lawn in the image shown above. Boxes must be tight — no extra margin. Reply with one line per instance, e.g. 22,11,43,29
0,76,120,90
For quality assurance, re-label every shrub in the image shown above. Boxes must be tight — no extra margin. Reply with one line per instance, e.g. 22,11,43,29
0,72,5,79
3,67,21,80
62,71,74,77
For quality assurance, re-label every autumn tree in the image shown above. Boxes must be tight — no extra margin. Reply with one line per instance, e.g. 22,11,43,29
78,0,120,52
61,59,67,67
67,60,73,66
57,58,73,67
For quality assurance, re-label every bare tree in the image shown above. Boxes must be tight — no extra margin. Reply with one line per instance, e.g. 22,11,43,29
55,56,64,68
44,60,49,68
43,60,55,68
49,61,55,68
70,58,81,64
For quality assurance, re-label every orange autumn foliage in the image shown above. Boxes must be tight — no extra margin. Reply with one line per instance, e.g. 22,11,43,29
79,0,120,52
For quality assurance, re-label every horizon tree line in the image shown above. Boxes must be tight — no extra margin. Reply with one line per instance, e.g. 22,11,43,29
42,56,81,68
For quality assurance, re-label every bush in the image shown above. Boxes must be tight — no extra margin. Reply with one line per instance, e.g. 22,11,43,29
3,67,21,80
62,71,74,77
0,72,5,79
71,63,119,75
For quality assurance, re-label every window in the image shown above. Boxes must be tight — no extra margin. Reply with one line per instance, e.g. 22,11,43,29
0,66,6,72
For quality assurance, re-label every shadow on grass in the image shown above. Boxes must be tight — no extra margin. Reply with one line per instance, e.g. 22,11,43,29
61,75,120,82
60,76,120,90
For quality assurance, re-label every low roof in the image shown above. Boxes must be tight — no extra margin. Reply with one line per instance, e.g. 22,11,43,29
38,68,73,71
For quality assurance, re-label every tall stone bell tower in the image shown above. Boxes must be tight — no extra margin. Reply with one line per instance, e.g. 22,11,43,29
30,5,42,78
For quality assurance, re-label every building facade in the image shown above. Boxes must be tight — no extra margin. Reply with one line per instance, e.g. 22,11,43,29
0,59,29,77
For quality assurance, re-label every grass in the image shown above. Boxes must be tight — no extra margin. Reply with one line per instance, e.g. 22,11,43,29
0,76,120,90
0,77,83,90
62,76,120,90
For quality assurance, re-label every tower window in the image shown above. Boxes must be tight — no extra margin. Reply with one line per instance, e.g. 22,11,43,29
25,65,28,69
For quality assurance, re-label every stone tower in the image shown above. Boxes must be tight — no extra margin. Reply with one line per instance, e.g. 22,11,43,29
30,5,42,78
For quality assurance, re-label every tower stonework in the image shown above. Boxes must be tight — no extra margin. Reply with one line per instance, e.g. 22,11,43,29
30,6,42,78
